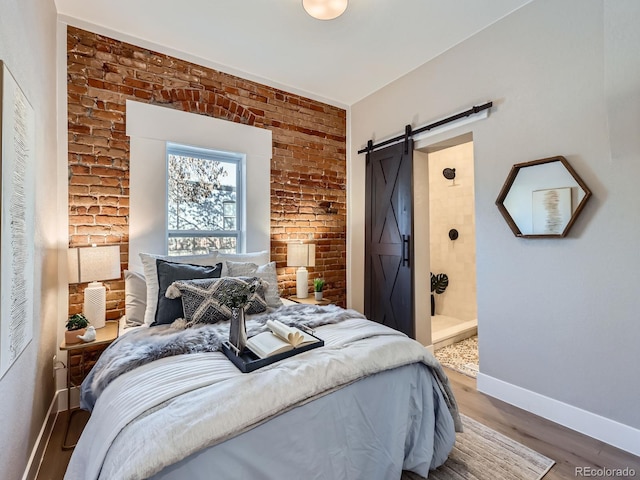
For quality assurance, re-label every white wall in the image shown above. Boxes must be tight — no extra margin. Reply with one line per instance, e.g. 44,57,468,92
0,0,60,478
126,101,272,272
350,0,640,450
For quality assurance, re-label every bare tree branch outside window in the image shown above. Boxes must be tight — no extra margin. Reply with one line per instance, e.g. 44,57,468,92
167,150,240,255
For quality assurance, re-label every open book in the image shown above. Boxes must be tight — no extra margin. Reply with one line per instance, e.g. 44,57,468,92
246,320,320,359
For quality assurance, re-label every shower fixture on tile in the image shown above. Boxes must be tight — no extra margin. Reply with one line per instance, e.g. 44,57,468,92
442,168,456,180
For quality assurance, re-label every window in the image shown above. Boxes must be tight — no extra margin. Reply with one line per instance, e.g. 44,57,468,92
166,143,243,256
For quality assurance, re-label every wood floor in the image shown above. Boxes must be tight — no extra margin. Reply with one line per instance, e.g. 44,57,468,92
35,368,640,480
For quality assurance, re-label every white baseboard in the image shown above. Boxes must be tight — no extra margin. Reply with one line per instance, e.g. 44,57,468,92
477,373,640,457
23,387,79,480
22,391,60,480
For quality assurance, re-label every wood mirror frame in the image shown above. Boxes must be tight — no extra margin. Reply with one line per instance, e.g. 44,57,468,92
495,156,592,238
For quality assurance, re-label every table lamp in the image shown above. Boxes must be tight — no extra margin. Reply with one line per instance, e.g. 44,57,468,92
287,243,316,299
68,245,121,329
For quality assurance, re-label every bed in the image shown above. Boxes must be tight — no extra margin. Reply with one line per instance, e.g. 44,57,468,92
64,252,461,480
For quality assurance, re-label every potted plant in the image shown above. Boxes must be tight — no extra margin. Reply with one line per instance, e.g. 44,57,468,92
65,313,89,345
430,272,449,316
313,278,325,301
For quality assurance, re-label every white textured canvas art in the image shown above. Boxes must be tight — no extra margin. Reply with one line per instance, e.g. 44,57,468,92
0,61,35,379
531,187,571,235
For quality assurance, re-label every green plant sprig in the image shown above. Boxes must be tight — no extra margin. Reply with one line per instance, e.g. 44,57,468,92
216,280,258,310
66,313,89,331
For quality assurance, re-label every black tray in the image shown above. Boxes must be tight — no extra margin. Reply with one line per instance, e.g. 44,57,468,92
222,332,324,373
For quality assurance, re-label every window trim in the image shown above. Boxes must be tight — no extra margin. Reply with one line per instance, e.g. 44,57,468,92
126,100,271,272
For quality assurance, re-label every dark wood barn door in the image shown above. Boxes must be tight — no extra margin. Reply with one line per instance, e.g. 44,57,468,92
365,140,414,338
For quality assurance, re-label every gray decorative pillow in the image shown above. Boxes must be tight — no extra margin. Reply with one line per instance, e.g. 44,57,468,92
167,276,267,325
153,260,223,326
226,261,282,308
216,250,270,277
139,251,219,326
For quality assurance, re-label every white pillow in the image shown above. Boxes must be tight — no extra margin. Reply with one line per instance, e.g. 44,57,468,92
216,250,270,276
226,260,282,308
124,270,147,327
139,252,219,326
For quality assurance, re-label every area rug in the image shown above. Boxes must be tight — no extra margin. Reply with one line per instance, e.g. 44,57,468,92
402,414,555,480
435,335,479,378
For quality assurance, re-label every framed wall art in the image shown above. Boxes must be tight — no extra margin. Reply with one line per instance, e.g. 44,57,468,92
0,60,36,379
531,187,572,235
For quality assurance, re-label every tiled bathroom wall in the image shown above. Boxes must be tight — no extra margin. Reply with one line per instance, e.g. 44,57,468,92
428,142,477,321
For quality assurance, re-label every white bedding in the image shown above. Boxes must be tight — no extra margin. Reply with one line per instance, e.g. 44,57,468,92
68,316,459,480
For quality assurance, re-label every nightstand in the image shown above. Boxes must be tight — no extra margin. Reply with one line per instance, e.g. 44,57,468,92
59,320,118,449
288,296,332,306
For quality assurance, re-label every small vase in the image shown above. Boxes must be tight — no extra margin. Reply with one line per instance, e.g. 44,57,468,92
314,291,323,301
229,308,247,353
65,328,86,345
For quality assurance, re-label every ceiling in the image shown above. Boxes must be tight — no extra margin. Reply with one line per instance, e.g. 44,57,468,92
55,0,532,106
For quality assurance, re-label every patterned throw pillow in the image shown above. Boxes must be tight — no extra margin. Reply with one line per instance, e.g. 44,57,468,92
167,276,268,325
225,261,282,308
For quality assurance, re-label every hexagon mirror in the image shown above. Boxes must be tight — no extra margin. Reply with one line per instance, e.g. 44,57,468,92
496,156,591,238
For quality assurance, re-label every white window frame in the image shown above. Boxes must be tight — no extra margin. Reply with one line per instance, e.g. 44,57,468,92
166,142,244,254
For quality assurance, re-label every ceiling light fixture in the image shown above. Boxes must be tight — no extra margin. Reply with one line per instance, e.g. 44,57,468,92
302,0,348,20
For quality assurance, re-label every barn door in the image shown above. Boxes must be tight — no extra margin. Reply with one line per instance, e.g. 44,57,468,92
365,140,414,338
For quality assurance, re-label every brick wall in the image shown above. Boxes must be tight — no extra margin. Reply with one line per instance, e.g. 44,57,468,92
67,26,347,318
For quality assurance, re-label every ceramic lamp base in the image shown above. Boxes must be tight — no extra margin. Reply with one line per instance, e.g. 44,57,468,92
84,282,106,329
296,266,309,299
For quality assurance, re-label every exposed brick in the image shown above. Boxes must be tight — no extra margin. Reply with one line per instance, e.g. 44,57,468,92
67,25,347,315
68,143,94,155
70,174,102,186
69,215,94,225
104,72,123,84
96,215,127,225
89,185,122,196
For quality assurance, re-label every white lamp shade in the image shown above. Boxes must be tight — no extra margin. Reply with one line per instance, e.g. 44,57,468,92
68,245,121,283
287,243,316,267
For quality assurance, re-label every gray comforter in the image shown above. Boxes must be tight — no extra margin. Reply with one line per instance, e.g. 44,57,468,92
68,306,461,480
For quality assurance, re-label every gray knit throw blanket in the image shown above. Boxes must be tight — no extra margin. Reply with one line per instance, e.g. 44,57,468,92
80,304,365,411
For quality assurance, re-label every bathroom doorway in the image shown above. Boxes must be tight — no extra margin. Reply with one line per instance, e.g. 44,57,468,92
415,134,478,354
